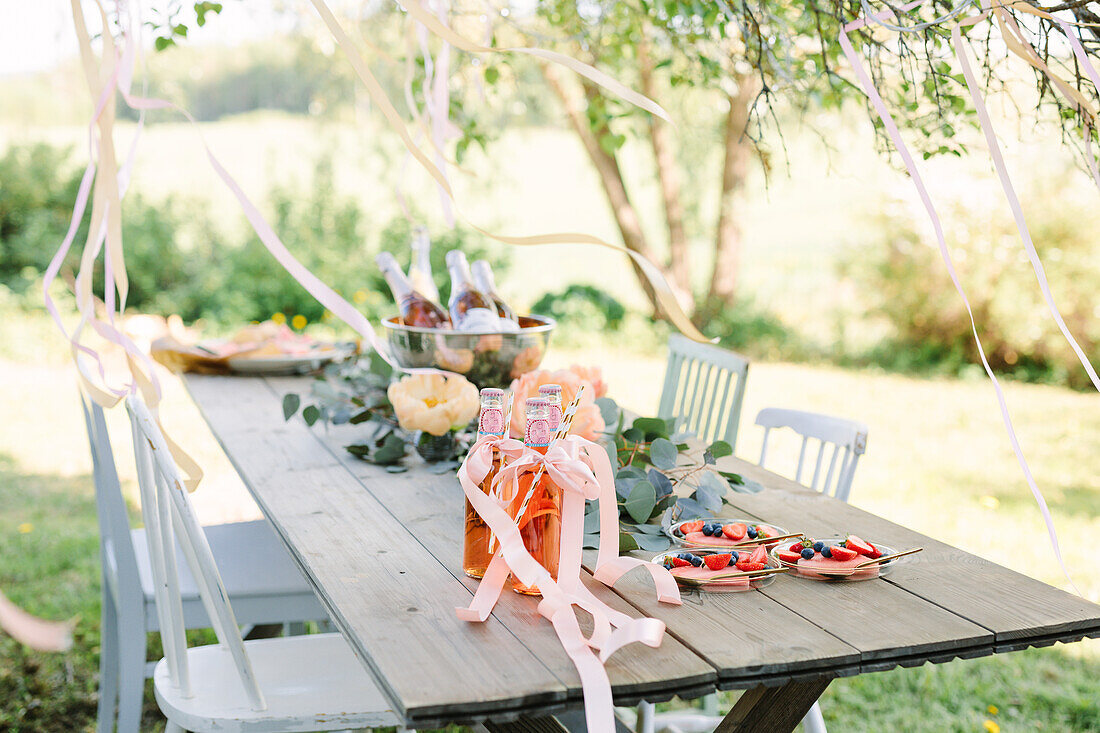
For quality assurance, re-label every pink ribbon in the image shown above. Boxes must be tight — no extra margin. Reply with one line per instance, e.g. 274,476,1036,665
840,5,1079,592
455,440,680,732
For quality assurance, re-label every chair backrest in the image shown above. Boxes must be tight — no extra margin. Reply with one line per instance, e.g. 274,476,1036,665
124,394,266,711
80,395,145,617
657,334,750,449
755,407,868,502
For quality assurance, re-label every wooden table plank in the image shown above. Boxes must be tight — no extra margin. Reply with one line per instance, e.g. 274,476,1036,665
263,376,718,708
719,457,1100,650
185,375,573,724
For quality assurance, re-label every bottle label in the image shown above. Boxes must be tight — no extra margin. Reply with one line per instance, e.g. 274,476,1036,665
547,406,563,432
478,407,505,438
456,308,501,332
525,417,551,448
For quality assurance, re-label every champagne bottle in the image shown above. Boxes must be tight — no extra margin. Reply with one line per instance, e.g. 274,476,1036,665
375,251,450,329
407,228,441,305
444,250,501,332
471,259,519,324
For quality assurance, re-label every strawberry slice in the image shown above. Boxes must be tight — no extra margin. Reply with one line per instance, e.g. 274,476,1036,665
704,553,732,571
735,561,767,572
680,520,705,533
756,525,774,538
722,523,747,541
845,535,875,556
748,545,768,564
777,550,803,564
828,546,859,561
865,543,883,559
789,541,809,552
670,557,692,567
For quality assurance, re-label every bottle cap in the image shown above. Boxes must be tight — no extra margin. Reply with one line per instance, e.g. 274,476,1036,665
538,384,562,396
526,397,549,407
445,250,467,268
480,388,504,398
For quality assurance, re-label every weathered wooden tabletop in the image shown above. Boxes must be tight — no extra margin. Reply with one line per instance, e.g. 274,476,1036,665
183,373,1100,732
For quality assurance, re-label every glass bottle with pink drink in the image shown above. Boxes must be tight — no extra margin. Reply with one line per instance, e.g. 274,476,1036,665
463,388,506,578
510,397,562,595
538,384,563,432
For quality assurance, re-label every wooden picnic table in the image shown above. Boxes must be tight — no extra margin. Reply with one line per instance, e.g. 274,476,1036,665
183,373,1100,732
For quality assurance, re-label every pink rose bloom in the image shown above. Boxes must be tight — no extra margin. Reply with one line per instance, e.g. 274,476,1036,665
568,364,608,399
508,368,605,442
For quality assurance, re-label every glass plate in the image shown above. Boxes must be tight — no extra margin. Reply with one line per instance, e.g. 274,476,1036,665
665,517,788,549
769,536,905,582
652,548,782,592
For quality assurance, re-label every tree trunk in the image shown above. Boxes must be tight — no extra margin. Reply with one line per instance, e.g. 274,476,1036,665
541,63,663,317
637,35,692,311
704,75,761,321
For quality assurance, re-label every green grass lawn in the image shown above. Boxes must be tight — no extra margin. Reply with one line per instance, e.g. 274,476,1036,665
0,306,1096,731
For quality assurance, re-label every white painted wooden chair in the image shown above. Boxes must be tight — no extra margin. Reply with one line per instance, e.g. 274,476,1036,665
80,396,330,733
756,407,869,733
755,408,868,503
124,394,404,733
657,334,750,450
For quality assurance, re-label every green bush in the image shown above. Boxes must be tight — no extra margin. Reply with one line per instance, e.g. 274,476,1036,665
0,142,510,332
840,179,1100,389
532,284,626,331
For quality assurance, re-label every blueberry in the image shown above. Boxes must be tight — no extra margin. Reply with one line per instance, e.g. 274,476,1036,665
747,526,758,539
821,546,833,558
678,553,692,561
663,561,674,570
701,524,713,536
689,554,703,567
813,541,824,552
800,548,815,559
730,550,740,563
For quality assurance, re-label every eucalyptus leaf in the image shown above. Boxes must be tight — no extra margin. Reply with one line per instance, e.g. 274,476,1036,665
653,494,677,517
649,438,678,470
632,533,672,552
731,478,765,494
632,417,670,439
622,426,644,443
674,496,711,519
703,449,715,465
694,481,723,514
718,470,744,485
385,465,409,473
583,509,602,534
619,532,639,553
625,480,657,523
583,533,601,550
632,523,665,535
615,476,640,500
707,440,733,459
282,393,301,421
617,465,647,480
302,405,321,427
595,397,620,426
698,470,729,496
647,468,674,498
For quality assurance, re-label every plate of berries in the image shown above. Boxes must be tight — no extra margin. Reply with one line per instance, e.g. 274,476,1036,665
771,535,908,581
665,518,790,549
653,546,786,591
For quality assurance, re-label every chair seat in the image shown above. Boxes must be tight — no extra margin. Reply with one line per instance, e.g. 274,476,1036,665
133,519,327,628
152,632,401,732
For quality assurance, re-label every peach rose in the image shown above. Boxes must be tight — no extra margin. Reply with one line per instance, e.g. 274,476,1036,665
507,368,605,442
388,373,479,436
568,364,608,399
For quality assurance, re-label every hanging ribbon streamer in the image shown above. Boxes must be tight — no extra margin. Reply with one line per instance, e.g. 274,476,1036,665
841,2,1079,592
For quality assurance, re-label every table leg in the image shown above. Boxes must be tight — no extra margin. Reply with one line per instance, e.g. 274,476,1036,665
714,677,832,733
